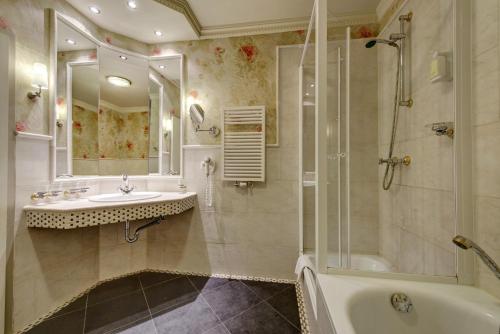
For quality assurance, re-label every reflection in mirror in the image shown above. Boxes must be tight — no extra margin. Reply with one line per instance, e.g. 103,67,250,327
53,13,184,178
189,104,204,129
149,57,182,175
72,64,99,175
55,18,98,177
98,48,149,175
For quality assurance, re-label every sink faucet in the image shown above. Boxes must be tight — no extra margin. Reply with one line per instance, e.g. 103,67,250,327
119,173,135,195
453,235,500,280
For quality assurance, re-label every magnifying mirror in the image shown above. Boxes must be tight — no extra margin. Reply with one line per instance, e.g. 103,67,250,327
189,104,220,137
189,104,204,130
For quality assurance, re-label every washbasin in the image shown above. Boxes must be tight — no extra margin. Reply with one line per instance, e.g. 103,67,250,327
87,192,162,203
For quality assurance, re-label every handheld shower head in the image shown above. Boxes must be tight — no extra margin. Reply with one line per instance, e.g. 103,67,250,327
452,235,474,249
452,235,500,280
365,38,399,49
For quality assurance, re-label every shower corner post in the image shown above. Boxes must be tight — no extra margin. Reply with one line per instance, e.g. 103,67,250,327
453,0,474,285
315,0,328,274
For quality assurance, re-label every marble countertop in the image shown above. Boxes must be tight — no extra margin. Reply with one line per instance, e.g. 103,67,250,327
24,192,197,212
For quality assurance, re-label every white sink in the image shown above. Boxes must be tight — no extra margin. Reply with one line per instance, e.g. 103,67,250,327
87,192,162,203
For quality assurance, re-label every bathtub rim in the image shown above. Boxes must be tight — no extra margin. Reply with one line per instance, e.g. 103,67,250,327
317,273,500,334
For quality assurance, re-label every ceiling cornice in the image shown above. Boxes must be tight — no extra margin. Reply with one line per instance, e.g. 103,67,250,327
198,13,377,40
151,0,377,41
153,0,202,37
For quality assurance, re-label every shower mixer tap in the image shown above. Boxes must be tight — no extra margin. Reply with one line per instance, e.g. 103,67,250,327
378,156,411,167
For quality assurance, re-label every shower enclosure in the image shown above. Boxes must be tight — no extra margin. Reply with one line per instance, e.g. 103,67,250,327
299,0,472,280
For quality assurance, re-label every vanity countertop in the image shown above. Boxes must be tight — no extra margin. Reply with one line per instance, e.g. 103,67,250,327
24,192,197,229
24,192,196,212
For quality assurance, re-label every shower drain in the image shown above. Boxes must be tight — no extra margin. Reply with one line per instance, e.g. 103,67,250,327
390,292,413,313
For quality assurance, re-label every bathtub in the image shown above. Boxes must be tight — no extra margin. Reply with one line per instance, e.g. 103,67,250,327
304,252,394,272
317,274,500,334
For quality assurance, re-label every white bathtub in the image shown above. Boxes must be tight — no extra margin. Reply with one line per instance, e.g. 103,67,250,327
304,252,394,272
317,274,500,334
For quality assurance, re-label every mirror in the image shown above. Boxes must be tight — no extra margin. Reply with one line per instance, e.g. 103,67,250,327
189,104,204,130
53,13,183,178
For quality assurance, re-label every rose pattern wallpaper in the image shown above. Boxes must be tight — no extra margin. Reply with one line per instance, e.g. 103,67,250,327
98,104,150,160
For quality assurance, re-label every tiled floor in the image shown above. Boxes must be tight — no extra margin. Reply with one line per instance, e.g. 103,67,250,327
26,272,301,334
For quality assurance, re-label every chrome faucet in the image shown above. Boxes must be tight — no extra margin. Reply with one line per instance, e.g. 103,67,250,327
453,235,500,280
119,173,135,195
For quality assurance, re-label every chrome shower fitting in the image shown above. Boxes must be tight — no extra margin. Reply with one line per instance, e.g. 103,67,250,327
453,235,500,280
366,12,412,190
378,156,411,167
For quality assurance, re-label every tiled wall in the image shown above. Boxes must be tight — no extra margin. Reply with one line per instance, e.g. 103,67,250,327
377,0,456,276
471,0,500,299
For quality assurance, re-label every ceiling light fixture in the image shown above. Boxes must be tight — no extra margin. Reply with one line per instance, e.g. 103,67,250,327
106,76,132,87
127,0,138,9
119,55,128,60
89,6,101,14
159,65,166,69
154,30,163,37
65,39,76,45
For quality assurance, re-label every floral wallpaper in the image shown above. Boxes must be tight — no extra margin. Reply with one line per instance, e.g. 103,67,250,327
150,23,378,146
72,103,98,159
98,103,150,160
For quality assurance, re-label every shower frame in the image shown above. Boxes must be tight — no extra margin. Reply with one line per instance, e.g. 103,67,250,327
298,0,474,284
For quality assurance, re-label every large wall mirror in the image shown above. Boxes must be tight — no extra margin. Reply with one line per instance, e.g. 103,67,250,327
52,12,183,179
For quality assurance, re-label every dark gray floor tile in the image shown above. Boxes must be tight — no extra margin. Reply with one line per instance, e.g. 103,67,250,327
202,323,230,334
84,290,149,334
48,294,87,319
88,275,141,305
152,294,220,334
143,276,198,314
139,271,180,288
224,302,300,334
107,317,156,334
241,280,292,300
188,276,232,293
266,286,300,328
202,281,261,321
27,309,85,334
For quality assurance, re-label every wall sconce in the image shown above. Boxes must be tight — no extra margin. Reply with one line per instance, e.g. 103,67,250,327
163,118,173,137
56,105,64,128
27,63,48,100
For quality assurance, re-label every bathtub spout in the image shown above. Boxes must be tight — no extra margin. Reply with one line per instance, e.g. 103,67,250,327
453,235,500,280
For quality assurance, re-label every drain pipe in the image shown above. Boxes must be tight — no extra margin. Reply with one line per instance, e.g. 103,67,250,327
124,215,166,243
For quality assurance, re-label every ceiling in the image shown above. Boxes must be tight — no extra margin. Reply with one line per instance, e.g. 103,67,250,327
189,0,379,27
72,65,99,107
99,47,150,108
66,0,198,43
58,20,96,52
65,0,380,44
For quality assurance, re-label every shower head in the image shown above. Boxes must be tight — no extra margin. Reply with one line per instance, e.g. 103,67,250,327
452,235,474,250
365,38,399,49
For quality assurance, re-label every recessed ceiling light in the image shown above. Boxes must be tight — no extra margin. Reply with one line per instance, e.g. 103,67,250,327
159,65,166,69
65,39,76,45
127,0,138,9
89,6,101,14
154,30,163,37
106,76,132,87
119,55,128,60
310,84,315,88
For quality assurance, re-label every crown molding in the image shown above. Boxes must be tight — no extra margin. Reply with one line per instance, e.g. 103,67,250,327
153,0,202,37
198,13,377,40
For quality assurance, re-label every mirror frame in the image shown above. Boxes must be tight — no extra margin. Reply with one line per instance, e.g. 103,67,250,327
49,10,185,182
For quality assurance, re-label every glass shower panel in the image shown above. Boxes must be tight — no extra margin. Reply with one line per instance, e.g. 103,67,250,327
326,40,347,269
300,23,316,265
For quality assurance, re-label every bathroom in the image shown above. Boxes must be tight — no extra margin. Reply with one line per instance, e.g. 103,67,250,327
0,0,499,333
